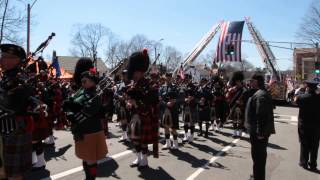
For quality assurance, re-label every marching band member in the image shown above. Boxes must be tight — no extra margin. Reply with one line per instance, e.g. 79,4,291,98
0,44,36,180
183,88,198,143
211,76,227,132
126,49,159,169
115,70,130,142
160,73,180,150
64,68,108,180
197,78,212,138
226,71,246,138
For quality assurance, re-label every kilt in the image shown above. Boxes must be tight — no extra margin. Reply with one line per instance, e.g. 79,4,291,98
139,107,159,145
161,107,179,130
183,107,198,126
198,106,211,122
75,131,108,162
32,117,50,141
0,137,5,179
3,132,32,177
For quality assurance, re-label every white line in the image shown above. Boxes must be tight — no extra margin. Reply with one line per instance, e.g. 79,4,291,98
50,124,234,179
186,138,240,180
50,149,133,180
275,121,297,126
291,116,298,122
50,134,172,180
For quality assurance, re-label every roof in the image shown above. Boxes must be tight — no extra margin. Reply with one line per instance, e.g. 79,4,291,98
294,48,319,55
56,56,108,74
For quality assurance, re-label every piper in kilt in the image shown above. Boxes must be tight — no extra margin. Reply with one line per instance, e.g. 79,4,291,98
63,68,108,180
115,70,130,142
0,44,36,180
25,64,51,170
182,88,198,143
126,49,159,169
197,78,213,138
159,73,180,150
226,71,246,138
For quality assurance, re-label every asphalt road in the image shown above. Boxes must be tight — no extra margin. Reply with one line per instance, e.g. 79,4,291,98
24,106,320,180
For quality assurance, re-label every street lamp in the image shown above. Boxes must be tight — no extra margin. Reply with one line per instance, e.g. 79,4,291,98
27,0,39,54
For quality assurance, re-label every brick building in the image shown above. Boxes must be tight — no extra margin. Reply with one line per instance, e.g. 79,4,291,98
293,48,320,80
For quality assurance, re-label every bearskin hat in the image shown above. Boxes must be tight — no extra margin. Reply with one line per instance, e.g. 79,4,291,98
126,48,150,80
73,57,94,87
0,44,27,62
230,71,244,86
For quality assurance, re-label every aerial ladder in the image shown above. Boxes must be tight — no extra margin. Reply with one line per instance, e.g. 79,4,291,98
173,23,221,75
245,18,286,101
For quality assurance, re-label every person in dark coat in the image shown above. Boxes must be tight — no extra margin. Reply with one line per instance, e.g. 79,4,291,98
245,73,275,180
295,80,320,171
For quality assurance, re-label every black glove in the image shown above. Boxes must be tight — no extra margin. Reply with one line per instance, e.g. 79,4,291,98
71,124,84,141
0,108,17,135
63,100,82,112
66,112,76,123
74,111,88,124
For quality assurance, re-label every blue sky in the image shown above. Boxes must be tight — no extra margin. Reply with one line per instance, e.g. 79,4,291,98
18,0,313,70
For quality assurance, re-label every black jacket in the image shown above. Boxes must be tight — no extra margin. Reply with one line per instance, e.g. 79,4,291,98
296,92,320,134
245,89,275,136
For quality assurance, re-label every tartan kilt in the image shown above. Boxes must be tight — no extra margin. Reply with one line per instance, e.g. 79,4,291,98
2,132,32,177
139,108,159,145
32,117,50,141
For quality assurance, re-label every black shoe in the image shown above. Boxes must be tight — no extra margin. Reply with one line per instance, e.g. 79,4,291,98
198,133,203,136
138,165,149,170
32,165,46,171
308,162,318,171
232,135,238,139
299,163,308,169
130,163,139,168
248,174,254,180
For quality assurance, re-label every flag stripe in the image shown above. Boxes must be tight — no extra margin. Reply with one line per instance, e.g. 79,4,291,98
214,21,244,63
220,22,229,62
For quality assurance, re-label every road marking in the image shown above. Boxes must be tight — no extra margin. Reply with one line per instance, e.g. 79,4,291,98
186,138,240,180
291,116,298,122
50,123,238,180
50,133,173,180
50,149,134,180
275,121,298,126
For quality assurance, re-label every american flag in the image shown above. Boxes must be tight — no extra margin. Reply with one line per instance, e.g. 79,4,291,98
215,21,244,62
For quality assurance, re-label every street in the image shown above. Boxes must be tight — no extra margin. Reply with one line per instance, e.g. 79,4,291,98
25,106,320,180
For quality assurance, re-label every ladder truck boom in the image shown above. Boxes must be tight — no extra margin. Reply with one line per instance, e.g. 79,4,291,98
173,23,221,75
245,18,281,81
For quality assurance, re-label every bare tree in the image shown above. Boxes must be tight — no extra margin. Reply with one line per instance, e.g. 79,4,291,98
104,32,121,68
161,46,182,71
296,0,320,44
70,23,110,58
0,0,25,44
104,34,165,68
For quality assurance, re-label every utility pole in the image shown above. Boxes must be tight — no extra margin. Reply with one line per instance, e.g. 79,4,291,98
27,4,31,54
27,0,39,55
